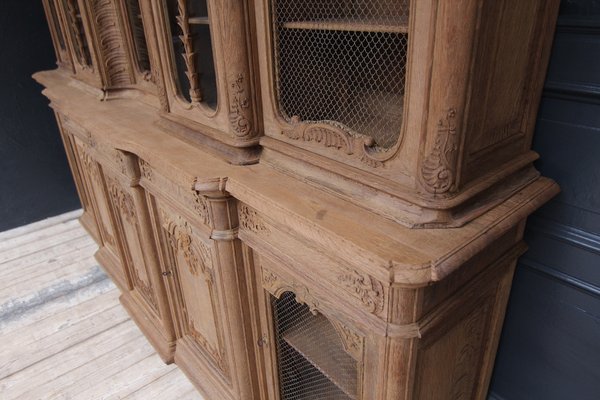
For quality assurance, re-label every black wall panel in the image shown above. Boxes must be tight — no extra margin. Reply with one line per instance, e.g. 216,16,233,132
489,2,600,399
0,0,80,232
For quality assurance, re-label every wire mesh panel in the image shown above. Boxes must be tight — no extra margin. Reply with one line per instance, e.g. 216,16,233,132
271,0,410,149
271,292,359,400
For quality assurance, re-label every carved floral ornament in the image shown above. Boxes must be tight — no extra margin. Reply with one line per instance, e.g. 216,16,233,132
337,269,385,315
161,209,213,278
107,177,137,222
191,189,210,226
239,204,269,234
421,108,459,194
330,319,364,362
139,159,153,181
229,73,253,137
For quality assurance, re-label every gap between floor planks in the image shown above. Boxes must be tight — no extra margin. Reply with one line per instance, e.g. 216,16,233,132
0,210,204,399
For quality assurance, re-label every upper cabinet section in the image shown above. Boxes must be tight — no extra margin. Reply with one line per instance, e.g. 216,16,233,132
256,0,561,227
152,0,261,165
41,0,561,228
46,0,163,103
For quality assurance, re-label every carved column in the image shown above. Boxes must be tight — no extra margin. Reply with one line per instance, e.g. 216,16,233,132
193,177,260,400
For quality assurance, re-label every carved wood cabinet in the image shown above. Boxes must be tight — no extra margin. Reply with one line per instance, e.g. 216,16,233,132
37,0,561,399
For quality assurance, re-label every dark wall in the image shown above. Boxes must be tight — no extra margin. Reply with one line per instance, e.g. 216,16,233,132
489,1,600,399
0,1,80,231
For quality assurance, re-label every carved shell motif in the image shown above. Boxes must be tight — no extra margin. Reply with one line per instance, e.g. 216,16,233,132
282,119,386,168
421,108,459,194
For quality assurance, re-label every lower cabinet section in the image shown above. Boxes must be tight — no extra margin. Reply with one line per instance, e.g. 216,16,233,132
56,113,535,399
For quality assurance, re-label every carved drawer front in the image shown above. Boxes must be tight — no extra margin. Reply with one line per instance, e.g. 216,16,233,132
153,200,229,375
106,174,160,314
71,137,129,290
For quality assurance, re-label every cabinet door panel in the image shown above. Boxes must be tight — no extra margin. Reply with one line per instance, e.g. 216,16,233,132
71,139,129,291
107,175,160,314
157,202,228,373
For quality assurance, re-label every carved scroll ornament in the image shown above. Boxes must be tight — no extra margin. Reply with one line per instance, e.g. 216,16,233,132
338,270,385,315
282,118,388,168
262,268,319,314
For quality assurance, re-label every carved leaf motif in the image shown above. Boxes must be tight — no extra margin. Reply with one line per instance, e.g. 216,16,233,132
139,159,153,181
93,0,131,86
421,109,459,194
113,150,127,175
107,177,158,311
338,270,384,314
192,190,210,226
176,0,202,103
330,319,364,361
162,210,212,278
229,74,253,137
282,122,353,154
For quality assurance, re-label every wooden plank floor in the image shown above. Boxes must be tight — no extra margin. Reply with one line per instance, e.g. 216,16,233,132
0,210,204,400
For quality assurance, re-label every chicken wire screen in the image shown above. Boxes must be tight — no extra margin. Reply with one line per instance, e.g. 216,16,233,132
271,292,359,400
271,0,410,149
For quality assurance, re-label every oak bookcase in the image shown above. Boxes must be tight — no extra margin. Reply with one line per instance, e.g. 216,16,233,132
36,1,560,399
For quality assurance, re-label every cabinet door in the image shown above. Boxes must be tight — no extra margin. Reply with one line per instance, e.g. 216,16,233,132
154,201,229,373
106,175,161,314
72,138,129,291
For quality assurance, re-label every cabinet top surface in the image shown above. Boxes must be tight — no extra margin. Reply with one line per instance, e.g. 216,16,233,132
34,69,558,286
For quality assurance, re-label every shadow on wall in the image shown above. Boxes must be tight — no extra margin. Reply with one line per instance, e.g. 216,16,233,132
0,0,80,232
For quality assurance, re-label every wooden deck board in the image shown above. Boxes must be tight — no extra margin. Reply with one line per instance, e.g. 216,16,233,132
0,210,203,399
